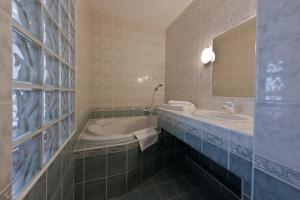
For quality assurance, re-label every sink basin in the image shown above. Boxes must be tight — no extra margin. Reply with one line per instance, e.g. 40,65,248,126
192,110,252,123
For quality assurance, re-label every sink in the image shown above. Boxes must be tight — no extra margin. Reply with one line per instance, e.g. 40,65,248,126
192,110,252,123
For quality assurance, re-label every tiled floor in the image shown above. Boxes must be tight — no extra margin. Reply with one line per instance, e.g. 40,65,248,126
109,164,230,200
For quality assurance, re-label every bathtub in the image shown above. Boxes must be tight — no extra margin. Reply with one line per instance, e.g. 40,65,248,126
79,116,157,147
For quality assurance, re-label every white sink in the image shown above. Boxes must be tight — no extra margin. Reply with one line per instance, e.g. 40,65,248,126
192,110,252,123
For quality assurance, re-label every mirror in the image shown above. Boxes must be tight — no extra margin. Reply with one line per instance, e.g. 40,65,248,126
212,17,256,97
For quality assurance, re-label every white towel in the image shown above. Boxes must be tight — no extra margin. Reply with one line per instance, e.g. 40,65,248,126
161,100,195,112
168,100,194,107
160,104,193,111
134,127,159,152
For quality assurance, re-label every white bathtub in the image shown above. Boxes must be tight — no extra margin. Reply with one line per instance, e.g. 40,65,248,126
79,116,157,146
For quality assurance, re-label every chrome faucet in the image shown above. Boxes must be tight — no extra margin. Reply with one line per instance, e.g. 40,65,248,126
222,101,235,114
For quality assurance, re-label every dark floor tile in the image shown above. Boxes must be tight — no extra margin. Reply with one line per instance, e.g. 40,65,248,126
24,173,46,200
142,160,154,182
74,158,84,183
164,166,182,180
152,168,172,184
74,183,83,200
165,151,176,166
180,190,204,200
120,191,141,200
138,187,161,200
198,186,223,200
137,178,154,189
175,164,193,176
127,147,141,171
127,166,141,191
155,182,178,199
85,154,106,181
185,174,208,189
84,178,106,200
108,151,127,176
171,177,194,194
107,174,126,199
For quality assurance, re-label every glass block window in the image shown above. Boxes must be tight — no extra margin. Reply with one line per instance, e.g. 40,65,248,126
11,0,76,199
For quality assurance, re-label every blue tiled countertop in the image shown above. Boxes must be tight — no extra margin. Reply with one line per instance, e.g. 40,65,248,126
157,108,253,157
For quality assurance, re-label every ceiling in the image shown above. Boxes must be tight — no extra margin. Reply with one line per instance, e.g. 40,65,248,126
87,0,194,29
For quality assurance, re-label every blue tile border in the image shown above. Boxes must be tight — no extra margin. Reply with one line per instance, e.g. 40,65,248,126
91,107,158,119
255,155,300,189
158,113,253,161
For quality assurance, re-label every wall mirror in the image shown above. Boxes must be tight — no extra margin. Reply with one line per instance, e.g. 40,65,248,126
212,17,256,97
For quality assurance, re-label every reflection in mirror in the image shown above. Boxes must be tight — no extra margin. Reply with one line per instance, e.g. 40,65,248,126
212,17,256,97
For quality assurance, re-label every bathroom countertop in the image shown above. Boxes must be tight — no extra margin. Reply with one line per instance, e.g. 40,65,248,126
157,108,254,150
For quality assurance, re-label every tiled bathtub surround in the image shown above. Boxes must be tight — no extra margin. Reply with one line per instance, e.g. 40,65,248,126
90,107,158,119
157,109,253,199
165,0,256,116
73,130,188,200
254,0,300,199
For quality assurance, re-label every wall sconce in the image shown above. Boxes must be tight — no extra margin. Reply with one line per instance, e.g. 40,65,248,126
201,47,215,65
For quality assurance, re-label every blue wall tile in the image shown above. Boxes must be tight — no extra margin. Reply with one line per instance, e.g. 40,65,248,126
202,141,228,169
254,168,300,200
229,153,252,183
185,133,201,153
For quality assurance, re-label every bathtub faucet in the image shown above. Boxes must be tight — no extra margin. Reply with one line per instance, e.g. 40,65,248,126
144,107,153,114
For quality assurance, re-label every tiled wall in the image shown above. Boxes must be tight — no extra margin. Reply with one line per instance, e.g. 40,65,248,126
165,0,256,116
254,0,300,199
73,131,187,200
0,0,12,198
90,14,166,108
76,0,93,124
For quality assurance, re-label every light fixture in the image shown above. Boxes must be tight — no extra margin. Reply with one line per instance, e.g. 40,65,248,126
201,47,215,64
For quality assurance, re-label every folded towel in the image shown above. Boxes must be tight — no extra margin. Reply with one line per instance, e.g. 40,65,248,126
161,100,195,112
160,104,194,111
134,127,159,152
168,100,194,107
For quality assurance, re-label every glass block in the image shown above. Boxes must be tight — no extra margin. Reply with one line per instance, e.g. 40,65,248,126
60,5,69,36
12,0,42,39
61,0,69,13
60,35,69,63
13,90,42,140
70,48,75,68
44,52,59,86
69,68,75,88
60,92,69,115
44,91,59,123
69,113,75,134
69,92,75,111
70,3,75,23
43,0,59,23
44,12,59,54
12,134,42,199
60,63,69,88
59,117,69,145
13,31,42,84
69,25,75,48
43,123,59,164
